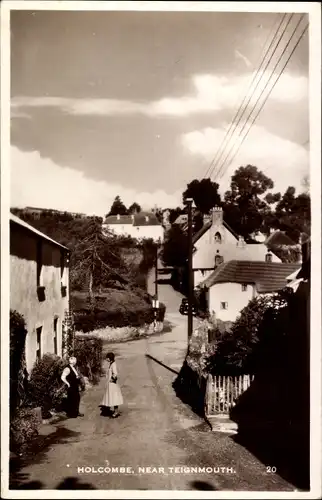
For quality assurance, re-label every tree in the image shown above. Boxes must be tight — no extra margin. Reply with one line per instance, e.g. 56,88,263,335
223,165,278,238
169,207,184,225
72,219,129,302
161,224,188,268
108,196,128,216
206,289,293,375
182,178,221,214
128,202,142,214
274,187,311,242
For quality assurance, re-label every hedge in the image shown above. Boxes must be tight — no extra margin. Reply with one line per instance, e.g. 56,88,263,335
10,310,28,418
73,302,166,332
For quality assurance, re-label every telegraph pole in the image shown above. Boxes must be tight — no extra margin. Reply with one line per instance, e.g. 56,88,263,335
154,242,158,299
186,198,194,340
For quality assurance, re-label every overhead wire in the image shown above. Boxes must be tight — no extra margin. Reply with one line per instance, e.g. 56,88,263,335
202,12,288,179
209,13,299,181
214,15,307,183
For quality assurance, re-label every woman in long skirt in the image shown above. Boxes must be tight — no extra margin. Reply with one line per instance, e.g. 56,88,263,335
100,352,123,418
61,356,84,418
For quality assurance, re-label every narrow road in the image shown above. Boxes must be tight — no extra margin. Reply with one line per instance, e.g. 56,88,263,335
9,272,295,492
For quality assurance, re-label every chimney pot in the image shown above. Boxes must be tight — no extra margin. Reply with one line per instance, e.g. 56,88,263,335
211,206,223,226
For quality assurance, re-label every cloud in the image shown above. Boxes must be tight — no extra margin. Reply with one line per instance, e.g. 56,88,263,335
181,125,309,195
11,71,307,118
10,146,182,215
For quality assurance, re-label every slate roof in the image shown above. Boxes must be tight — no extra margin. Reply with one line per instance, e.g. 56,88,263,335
10,214,69,251
104,215,133,225
200,260,299,293
104,212,161,227
132,212,161,227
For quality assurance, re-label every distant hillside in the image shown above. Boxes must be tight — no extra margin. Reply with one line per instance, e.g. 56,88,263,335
10,206,156,294
10,207,101,250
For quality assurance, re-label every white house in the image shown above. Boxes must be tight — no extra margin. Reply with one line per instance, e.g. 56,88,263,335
102,211,164,243
199,260,299,322
10,214,70,372
192,207,281,287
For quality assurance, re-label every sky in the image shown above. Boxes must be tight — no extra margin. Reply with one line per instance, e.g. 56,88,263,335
10,7,310,216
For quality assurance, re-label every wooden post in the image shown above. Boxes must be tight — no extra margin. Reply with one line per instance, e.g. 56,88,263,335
187,198,194,340
155,244,158,299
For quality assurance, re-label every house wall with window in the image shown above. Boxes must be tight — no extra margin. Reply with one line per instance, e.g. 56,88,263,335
10,215,70,372
102,212,164,243
207,282,256,322
193,207,280,287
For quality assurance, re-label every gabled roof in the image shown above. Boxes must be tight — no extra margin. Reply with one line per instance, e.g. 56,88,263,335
132,212,161,226
192,220,239,245
104,212,161,227
10,214,69,251
265,230,296,247
200,260,299,293
192,221,212,244
104,215,133,225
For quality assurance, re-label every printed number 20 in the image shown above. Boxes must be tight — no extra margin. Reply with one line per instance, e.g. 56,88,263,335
266,466,277,473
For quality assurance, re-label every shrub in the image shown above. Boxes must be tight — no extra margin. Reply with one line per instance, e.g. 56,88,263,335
205,288,293,375
71,289,165,332
27,353,67,418
74,335,103,384
10,310,28,417
10,407,40,452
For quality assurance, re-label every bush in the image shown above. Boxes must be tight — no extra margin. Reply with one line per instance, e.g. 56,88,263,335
10,310,28,417
205,289,293,375
27,353,67,418
73,302,166,333
74,335,103,384
10,407,40,452
71,289,165,332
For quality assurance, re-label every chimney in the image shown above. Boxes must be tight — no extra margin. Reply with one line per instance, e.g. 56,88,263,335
236,235,246,248
117,214,120,220
211,206,223,226
203,213,211,224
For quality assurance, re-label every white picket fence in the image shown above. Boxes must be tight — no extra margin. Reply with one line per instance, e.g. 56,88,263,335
205,374,254,416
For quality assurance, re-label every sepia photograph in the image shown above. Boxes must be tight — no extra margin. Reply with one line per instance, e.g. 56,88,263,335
1,1,321,498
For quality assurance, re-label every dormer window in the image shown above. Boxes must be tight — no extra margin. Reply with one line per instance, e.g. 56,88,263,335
214,232,222,243
265,251,273,263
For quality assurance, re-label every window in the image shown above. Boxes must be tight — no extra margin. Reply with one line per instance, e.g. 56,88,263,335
53,318,58,354
215,251,224,267
242,284,247,291
265,252,273,263
220,302,228,310
36,240,43,287
36,326,42,361
214,232,222,243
